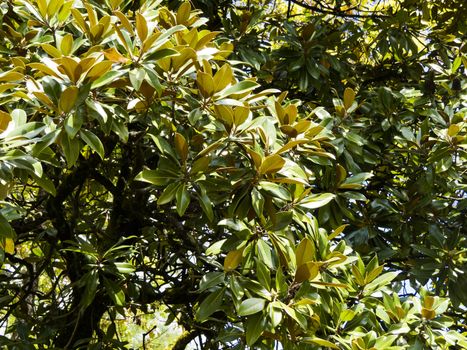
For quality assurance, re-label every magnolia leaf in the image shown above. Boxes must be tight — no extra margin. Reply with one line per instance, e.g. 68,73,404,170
238,298,266,316
259,154,285,175
224,249,243,271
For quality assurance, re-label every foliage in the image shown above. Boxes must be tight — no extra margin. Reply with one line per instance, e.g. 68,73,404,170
0,0,465,349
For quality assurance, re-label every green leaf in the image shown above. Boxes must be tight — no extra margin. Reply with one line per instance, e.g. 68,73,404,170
175,185,190,216
245,313,266,346
269,210,293,231
157,182,180,205
298,193,335,209
145,48,180,61
364,272,399,294
195,288,225,322
217,80,259,99
238,298,266,316
103,277,125,306
81,270,99,309
60,132,81,166
198,272,225,292
135,169,174,186
302,337,339,349
256,239,273,268
80,129,104,159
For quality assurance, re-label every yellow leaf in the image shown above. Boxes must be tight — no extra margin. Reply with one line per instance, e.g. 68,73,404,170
447,124,460,137
58,56,79,82
174,132,188,163
293,120,311,134
77,57,97,73
37,0,48,18
213,64,233,92
421,307,436,320
276,139,308,154
365,265,384,284
213,105,233,126
258,154,285,175
283,104,298,124
0,71,24,82
113,10,134,35
103,47,129,63
328,224,348,240
136,12,148,42
32,92,56,109
343,87,355,110
60,33,73,56
246,147,263,170
109,0,123,10
4,238,15,254
295,262,320,283
59,86,79,113
196,71,214,98
224,249,243,271
41,43,62,58
86,61,113,81
47,0,64,18
90,23,105,42
233,106,249,126
71,9,89,33
295,238,314,266
28,62,61,78
0,111,12,132
424,295,436,309
85,3,98,28
176,2,191,24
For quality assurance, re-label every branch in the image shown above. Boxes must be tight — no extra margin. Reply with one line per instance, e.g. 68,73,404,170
288,0,389,19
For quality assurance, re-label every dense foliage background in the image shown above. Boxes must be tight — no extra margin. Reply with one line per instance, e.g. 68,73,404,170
0,0,465,349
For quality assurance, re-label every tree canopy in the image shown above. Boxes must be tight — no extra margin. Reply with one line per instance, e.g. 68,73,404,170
0,0,465,349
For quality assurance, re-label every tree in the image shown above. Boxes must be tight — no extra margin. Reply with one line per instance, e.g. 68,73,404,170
0,0,465,349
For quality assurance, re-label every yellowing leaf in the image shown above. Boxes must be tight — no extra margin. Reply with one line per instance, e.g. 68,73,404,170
233,106,249,126
197,71,214,97
343,87,355,110
0,71,24,82
213,105,233,126
58,56,79,82
113,11,134,35
176,2,191,24
59,86,79,113
213,64,233,92
246,147,263,169
276,139,308,154
0,111,12,132
224,249,243,271
295,262,320,283
447,124,460,137
421,307,436,320
259,154,285,175
303,337,340,349
41,43,62,58
86,61,113,81
136,12,148,42
60,34,73,56
29,62,61,78
174,132,188,162
4,237,15,255
328,224,348,240
295,238,315,266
